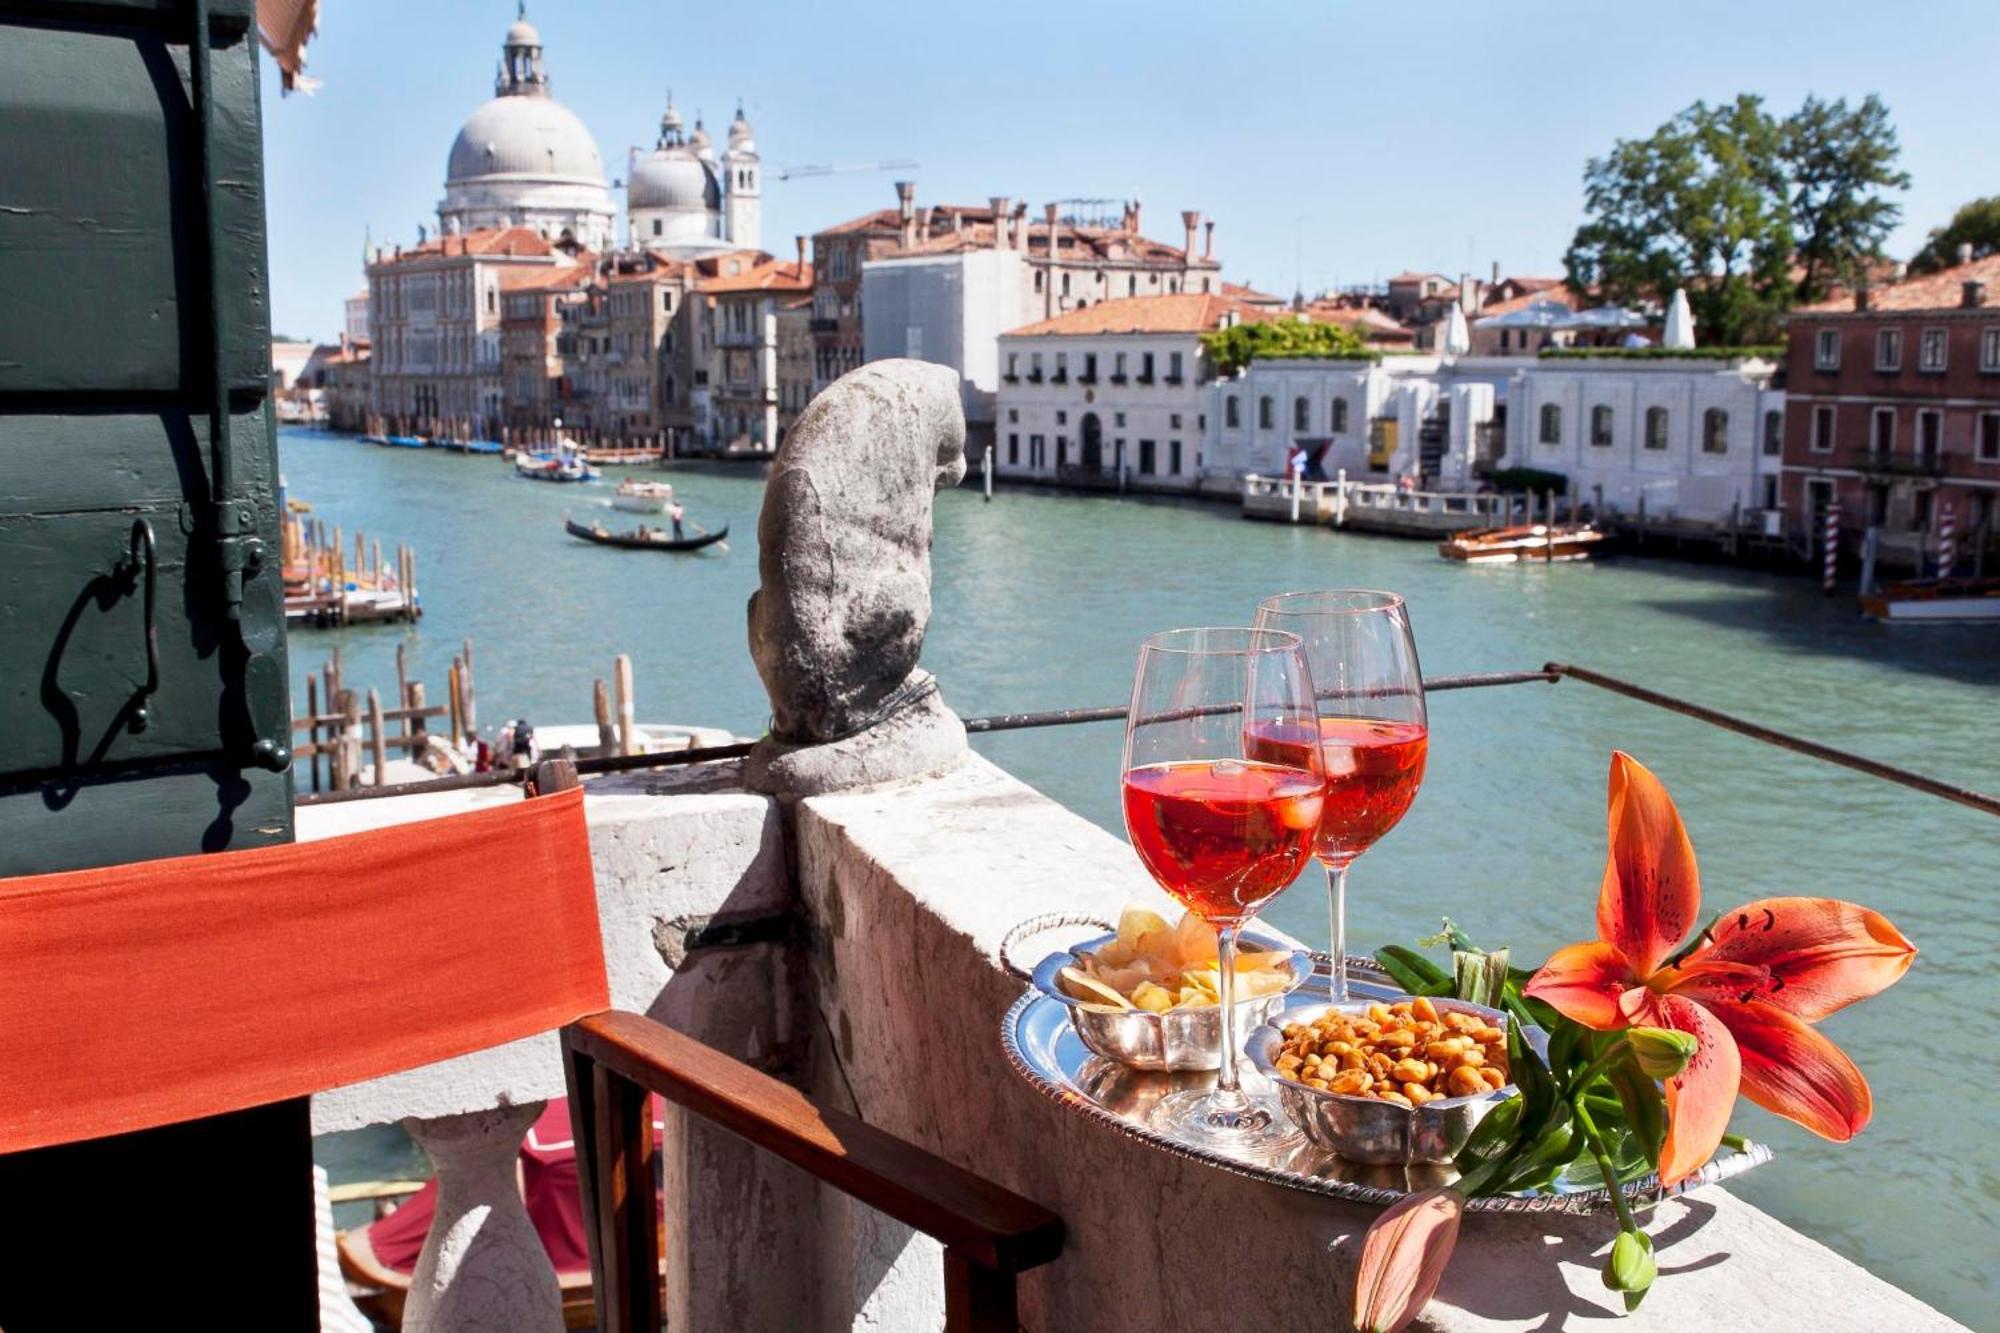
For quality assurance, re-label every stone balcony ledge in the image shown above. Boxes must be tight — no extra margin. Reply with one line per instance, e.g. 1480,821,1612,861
300,754,1966,1331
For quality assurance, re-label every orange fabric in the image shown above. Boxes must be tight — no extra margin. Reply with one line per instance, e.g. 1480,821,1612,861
0,787,607,1154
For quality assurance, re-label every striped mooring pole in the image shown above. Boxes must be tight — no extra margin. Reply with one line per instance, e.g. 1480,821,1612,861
1937,502,1957,580
1822,500,1841,594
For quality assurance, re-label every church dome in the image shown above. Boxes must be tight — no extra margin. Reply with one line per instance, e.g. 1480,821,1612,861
628,146,719,211
446,94,606,186
727,105,754,152
505,17,540,46
689,120,714,162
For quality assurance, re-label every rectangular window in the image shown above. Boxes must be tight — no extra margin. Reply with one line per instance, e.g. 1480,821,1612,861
1008,433,1019,465
1054,352,1068,382
1644,406,1669,450
1056,410,1067,425
1294,397,1310,432
1138,439,1156,474
1258,396,1274,430
1083,353,1097,381
1983,328,2000,372
1169,440,1182,474
1115,412,1126,427
1225,396,1239,428
1810,404,1835,453
1168,351,1184,381
1979,412,2000,463
1114,352,1127,381
1170,413,1182,429
1702,408,1729,454
1007,408,1018,423
1919,328,1948,373
1917,410,1942,466
1539,403,1562,445
1875,328,1902,371
1870,407,1895,459
1331,398,1349,433
1006,352,1018,378
1029,433,1044,468
1030,353,1043,381
1140,352,1155,383
1763,410,1783,456
1590,404,1613,448
1814,329,1841,371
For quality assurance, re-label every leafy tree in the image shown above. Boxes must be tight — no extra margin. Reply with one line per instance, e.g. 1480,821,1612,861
1564,94,1908,343
1783,94,1909,301
1908,195,2000,273
1201,319,1374,376
1563,96,1792,345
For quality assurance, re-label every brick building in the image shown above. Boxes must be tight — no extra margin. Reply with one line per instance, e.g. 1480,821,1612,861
699,243,813,453
1783,253,2000,574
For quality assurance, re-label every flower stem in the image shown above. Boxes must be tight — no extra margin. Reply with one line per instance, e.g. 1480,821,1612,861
1573,1094,1640,1236
1569,1034,1632,1095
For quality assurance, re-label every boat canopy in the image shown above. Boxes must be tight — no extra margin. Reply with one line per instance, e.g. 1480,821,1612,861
1473,301,1647,332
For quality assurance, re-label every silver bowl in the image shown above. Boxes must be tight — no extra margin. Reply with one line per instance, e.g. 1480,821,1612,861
1029,931,1314,1072
1248,997,1539,1166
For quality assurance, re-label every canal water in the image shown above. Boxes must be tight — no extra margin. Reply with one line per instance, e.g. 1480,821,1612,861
281,429,1998,1326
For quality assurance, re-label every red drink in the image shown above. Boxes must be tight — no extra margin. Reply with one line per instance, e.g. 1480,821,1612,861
1244,716,1428,864
1121,760,1324,924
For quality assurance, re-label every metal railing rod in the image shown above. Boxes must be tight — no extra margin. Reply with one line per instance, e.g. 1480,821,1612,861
1545,662,2000,819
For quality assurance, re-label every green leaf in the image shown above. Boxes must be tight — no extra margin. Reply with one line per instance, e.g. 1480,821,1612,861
1374,945,1452,996
1453,948,1510,1007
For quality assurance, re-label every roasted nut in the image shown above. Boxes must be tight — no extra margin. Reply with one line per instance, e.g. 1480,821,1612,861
1276,999,1512,1104
1447,1065,1487,1097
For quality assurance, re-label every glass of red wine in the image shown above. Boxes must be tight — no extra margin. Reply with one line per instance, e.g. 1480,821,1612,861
1122,627,1325,1152
1249,591,1428,1003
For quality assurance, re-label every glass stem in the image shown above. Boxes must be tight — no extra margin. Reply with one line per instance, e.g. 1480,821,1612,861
1213,924,1246,1106
1325,860,1350,1003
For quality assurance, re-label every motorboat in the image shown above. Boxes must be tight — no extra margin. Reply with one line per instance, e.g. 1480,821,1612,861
612,479,676,514
1440,523,1606,564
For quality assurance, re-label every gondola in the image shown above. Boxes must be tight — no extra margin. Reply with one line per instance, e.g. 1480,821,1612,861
563,516,728,552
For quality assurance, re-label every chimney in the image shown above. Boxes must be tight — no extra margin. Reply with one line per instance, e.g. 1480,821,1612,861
895,180,917,249
952,209,963,236
989,196,1011,249
1491,259,1500,285
1181,210,1200,260
1044,203,1060,317
1958,241,1975,267
1963,280,1987,309
1204,220,1214,260
795,234,807,276
1854,286,1871,312
1129,199,1142,234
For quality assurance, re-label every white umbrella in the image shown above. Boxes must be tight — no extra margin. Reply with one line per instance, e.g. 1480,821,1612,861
1663,288,1696,350
1443,302,1471,356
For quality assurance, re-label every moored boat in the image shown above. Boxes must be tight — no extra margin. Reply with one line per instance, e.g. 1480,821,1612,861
1439,523,1606,564
514,449,599,483
564,516,727,551
1859,576,2000,623
613,478,675,513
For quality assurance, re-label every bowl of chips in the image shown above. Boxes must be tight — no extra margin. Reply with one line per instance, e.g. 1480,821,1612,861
1246,996,1532,1165
1029,905,1313,1072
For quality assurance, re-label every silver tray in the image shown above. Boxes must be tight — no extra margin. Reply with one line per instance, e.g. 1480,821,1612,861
1001,953,1773,1215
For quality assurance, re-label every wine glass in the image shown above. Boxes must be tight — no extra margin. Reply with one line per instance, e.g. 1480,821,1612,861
1122,627,1325,1153
1249,591,1428,1003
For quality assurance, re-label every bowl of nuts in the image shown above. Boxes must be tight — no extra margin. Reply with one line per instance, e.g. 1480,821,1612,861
1247,995,1534,1165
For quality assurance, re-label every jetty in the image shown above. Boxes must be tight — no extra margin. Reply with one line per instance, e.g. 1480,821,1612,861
282,505,421,626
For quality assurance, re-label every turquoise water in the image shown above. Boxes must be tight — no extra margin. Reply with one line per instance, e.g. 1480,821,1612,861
282,429,1999,1326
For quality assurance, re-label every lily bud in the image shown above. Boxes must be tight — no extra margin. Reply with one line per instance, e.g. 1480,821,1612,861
1602,1227,1657,1311
1626,1026,1698,1081
1352,1187,1465,1333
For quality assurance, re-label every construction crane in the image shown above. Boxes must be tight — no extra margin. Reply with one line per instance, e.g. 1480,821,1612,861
773,159,919,183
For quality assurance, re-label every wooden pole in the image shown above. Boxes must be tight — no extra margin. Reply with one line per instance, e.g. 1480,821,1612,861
448,659,464,745
305,673,321,793
395,642,411,743
340,690,362,790
406,682,428,757
368,688,387,786
328,646,343,702
594,678,616,753
459,640,477,739
614,654,636,756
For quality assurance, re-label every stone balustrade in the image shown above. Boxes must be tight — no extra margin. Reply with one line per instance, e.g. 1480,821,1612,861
303,756,1967,1332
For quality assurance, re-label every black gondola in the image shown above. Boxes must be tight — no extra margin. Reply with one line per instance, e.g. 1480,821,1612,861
564,516,728,551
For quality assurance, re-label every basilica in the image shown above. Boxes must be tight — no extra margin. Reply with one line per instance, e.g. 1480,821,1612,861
436,8,761,257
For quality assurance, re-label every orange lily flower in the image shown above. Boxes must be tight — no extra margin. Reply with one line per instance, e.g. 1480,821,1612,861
1525,752,1916,1186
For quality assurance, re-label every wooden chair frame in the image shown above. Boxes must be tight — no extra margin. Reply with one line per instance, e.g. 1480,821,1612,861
562,1011,1065,1333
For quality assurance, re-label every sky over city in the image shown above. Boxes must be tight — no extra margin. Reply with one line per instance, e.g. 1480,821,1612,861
262,0,2000,340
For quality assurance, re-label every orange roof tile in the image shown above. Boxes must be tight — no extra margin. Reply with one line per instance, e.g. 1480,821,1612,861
1796,254,2000,313
700,259,814,294
1222,281,1287,306
1002,293,1282,337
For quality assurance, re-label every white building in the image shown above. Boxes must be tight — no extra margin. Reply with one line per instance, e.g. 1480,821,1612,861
1505,355,1787,522
343,289,370,344
995,294,1260,491
861,248,1023,452
627,101,761,258
437,13,615,251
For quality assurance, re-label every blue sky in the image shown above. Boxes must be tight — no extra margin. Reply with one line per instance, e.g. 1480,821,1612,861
262,0,1998,341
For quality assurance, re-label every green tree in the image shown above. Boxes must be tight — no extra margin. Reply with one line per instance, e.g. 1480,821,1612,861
1907,195,2000,273
1565,93,1908,343
1563,96,1793,345
1200,319,1374,376
1783,94,1909,301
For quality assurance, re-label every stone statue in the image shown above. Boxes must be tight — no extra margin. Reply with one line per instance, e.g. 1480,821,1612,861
745,360,968,796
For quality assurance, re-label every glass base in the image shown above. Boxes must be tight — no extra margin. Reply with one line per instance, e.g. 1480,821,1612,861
1147,1087,1305,1162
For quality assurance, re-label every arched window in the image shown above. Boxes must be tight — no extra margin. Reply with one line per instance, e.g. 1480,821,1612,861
1293,396,1310,432
1259,396,1275,430
1330,398,1349,433
1762,409,1783,456
1645,406,1669,450
1590,404,1613,447
1539,403,1562,444
1703,408,1729,454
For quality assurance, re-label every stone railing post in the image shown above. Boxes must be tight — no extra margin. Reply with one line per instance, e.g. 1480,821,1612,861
402,1102,562,1333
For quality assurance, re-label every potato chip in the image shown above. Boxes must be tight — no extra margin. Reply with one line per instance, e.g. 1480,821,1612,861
1059,965,1134,1011
1130,980,1175,1013
1067,904,1296,1014
1173,911,1219,967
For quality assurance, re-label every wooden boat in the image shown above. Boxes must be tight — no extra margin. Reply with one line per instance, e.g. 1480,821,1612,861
1859,576,2000,623
1439,523,1606,564
564,516,727,551
382,434,426,449
613,478,675,513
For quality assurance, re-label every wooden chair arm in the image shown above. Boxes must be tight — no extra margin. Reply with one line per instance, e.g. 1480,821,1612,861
563,1009,1064,1274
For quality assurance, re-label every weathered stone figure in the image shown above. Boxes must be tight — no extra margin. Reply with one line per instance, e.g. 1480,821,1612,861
745,360,968,795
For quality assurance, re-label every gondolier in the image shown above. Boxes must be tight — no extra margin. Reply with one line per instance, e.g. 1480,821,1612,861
670,501,686,541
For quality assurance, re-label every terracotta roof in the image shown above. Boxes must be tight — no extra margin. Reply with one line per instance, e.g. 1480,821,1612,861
497,261,593,292
1002,293,1281,337
1386,270,1450,285
1301,302,1413,341
1796,254,2000,313
1222,281,1287,306
368,226,556,268
700,259,814,294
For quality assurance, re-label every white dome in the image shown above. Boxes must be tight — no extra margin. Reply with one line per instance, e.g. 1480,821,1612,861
628,147,719,211
447,95,605,186
505,17,540,46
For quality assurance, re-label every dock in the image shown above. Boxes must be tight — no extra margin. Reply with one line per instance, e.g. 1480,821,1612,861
282,505,421,626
